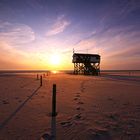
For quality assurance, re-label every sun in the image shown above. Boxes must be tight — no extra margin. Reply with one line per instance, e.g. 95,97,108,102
50,54,61,65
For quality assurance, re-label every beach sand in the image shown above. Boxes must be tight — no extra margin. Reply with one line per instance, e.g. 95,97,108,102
0,72,140,140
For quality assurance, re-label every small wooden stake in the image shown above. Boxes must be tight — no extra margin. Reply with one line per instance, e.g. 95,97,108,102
40,75,42,86
52,84,57,116
37,74,39,80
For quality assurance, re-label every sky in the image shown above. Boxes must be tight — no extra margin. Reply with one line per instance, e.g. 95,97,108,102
0,0,140,70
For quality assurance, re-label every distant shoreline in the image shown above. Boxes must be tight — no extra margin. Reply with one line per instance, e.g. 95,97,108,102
0,69,140,74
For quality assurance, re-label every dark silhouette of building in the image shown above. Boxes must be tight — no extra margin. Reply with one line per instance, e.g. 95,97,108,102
72,53,101,75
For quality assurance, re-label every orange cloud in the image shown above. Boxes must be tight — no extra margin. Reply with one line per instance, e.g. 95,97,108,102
46,15,70,36
0,21,35,45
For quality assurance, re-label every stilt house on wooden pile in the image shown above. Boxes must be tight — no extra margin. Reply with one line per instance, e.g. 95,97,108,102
72,53,101,75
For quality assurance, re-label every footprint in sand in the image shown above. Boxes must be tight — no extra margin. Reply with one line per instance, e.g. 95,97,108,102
40,133,53,140
107,113,119,121
75,92,84,107
74,97,79,101
80,81,86,92
74,113,82,120
87,128,111,140
2,100,9,104
60,121,72,127
15,97,19,100
108,97,113,101
74,92,85,122
18,100,22,103
77,101,84,105
76,107,84,111
74,93,81,99
76,107,81,110
75,94,80,97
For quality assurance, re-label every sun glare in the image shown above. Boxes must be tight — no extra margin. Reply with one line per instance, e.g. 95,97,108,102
51,70,59,74
49,54,61,65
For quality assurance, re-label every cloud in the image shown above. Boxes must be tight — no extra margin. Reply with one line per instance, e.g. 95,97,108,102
71,24,140,62
0,40,48,69
100,0,140,24
0,21,37,69
73,39,96,53
0,41,28,69
0,41,28,60
0,21,35,45
46,15,70,36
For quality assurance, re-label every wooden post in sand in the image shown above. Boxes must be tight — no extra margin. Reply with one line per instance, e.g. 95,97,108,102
52,84,57,116
40,75,42,86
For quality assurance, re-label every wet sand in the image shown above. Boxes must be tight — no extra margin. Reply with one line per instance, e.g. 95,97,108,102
0,72,140,140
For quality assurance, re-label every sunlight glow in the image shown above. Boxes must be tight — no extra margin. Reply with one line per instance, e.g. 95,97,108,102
51,70,59,74
50,54,61,65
